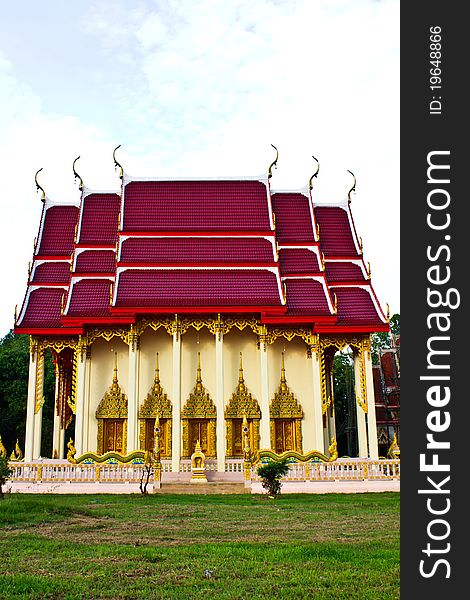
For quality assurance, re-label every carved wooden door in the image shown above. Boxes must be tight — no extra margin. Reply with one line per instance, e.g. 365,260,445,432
189,419,208,455
274,420,295,454
104,419,124,453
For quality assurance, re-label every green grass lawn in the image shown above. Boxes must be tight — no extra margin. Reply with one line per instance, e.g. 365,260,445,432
0,492,399,599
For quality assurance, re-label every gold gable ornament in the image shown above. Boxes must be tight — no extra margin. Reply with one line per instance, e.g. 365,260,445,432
270,353,303,453
387,434,400,459
225,353,261,457
138,353,172,456
95,354,128,455
181,353,216,458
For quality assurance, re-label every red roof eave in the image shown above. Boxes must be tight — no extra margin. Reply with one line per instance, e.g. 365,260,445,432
13,326,84,336
111,305,287,316
314,324,390,334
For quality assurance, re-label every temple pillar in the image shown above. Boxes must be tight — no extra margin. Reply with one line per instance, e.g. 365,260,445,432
74,348,87,457
52,368,61,458
258,333,270,449
215,331,225,472
25,345,38,461
354,350,369,458
364,341,379,459
33,406,43,459
310,345,325,453
171,327,182,472
127,331,140,453
82,349,92,453
32,347,45,459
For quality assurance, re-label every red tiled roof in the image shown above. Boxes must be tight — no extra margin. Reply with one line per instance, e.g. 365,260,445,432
332,287,384,326
325,261,365,282
18,287,65,328
271,193,315,243
67,279,112,317
122,181,271,232
78,193,120,245
75,250,116,273
120,237,274,264
279,249,320,276
115,269,282,308
31,262,71,284
36,206,79,256
314,206,358,257
284,279,331,316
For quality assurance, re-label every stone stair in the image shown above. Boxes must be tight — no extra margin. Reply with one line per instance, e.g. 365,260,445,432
156,482,249,494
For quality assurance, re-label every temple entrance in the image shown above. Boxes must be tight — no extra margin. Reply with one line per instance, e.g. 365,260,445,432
226,418,257,457
273,419,297,454
144,418,170,456
189,419,209,455
103,419,125,453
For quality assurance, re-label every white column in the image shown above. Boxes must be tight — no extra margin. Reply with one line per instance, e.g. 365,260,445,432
82,352,92,453
52,370,61,459
171,330,182,472
25,348,38,461
259,337,271,449
127,338,140,453
32,349,44,459
310,349,325,453
354,352,369,458
74,350,87,457
59,427,65,459
364,345,379,459
215,332,225,472
32,406,43,459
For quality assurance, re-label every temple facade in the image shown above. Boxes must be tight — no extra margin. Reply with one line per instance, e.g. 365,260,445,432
14,152,389,470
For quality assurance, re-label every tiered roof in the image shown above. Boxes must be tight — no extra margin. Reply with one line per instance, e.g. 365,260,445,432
15,165,388,335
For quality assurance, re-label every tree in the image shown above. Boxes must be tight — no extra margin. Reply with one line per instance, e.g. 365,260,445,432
0,330,55,457
0,455,12,499
257,458,290,498
372,313,400,365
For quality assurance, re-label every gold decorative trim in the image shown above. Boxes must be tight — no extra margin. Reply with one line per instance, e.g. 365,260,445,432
34,347,45,414
95,354,128,454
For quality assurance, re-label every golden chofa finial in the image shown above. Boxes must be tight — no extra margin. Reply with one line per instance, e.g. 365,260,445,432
309,155,320,191
268,144,279,179
72,156,84,191
367,261,371,279
347,169,356,203
113,144,124,179
14,304,18,324
386,303,390,322
34,168,46,203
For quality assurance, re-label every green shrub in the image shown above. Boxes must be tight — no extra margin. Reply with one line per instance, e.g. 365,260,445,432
256,458,290,497
0,455,12,499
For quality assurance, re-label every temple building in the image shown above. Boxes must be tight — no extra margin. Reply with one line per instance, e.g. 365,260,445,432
14,151,389,470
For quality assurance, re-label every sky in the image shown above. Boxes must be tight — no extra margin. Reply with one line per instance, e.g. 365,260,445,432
0,0,399,337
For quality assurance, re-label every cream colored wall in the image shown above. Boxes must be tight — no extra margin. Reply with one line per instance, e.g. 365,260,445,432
84,327,321,456
87,338,129,453
268,338,316,453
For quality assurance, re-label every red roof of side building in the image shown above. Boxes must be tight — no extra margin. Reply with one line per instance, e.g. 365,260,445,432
271,193,315,243
114,269,283,310
77,193,120,245
122,180,272,232
314,206,359,257
119,236,275,264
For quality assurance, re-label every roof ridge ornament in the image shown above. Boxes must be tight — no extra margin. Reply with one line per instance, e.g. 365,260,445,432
268,144,279,179
347,169,356,203
72,156,84,191
34,168,46,203
309,155,320,190
113,144,124,179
